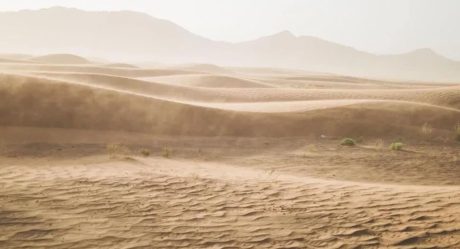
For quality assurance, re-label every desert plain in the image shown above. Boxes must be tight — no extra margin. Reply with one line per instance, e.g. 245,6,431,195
0,53,459,249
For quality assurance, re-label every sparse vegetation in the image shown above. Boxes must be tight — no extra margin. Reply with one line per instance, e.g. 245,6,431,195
389,142,404,151
340,138,356,146
162,147,172,158
140,149,150,157
421,122,433,137
106,143,131,157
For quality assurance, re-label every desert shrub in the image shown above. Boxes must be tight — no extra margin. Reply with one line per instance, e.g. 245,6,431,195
389,142,404,151
420,122,433,137
340,138,356,146
106,143,131,157
140,149,150,157
162,147,172,158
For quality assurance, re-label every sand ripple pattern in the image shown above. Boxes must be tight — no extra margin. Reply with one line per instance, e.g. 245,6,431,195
1,160,459,249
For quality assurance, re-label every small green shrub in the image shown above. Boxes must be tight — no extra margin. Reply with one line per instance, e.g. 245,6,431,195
389,142,404,151
340,138,356,146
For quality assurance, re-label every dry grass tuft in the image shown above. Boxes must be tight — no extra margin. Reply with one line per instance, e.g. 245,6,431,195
140,149,151,157
420,122,433,137
162,147,172,158
106,143,131,157
389,142,404,151
340,138,356,146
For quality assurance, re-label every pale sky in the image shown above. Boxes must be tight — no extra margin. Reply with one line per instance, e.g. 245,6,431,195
1,0,459,60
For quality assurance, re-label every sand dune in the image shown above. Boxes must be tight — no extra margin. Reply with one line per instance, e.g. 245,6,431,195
260,74,456,89
29,54,90,64
33,72,460,113
0,57,33,64
143,74,274,88
1,59,460,249
0,53,32,60
165,63,235,74
0,73,459,139
104,63,138,69
0,63,194,78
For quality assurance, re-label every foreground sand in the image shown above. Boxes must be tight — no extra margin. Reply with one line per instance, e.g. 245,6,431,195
0,55,459,248
1,138,459,249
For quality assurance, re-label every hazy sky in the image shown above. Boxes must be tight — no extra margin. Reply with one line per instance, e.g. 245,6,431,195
1,0,459,60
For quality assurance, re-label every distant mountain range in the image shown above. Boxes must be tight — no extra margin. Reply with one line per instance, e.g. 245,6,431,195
0,7,459,82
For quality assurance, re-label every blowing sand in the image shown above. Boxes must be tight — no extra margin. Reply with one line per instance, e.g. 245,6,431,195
0,56,459,248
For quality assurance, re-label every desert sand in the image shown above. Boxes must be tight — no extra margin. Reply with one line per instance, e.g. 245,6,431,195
0,54,459,249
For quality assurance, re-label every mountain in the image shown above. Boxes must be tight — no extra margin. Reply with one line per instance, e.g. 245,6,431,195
0,7,459,82
0,7,217,61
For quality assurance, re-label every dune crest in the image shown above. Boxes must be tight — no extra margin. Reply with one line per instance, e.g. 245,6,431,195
29,53,90,64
